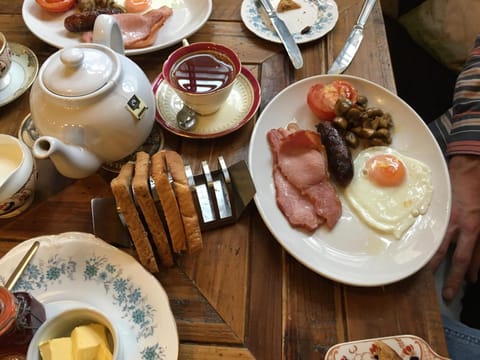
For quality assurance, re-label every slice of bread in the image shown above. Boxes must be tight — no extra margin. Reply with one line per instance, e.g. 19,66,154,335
111,162,159,273
277,0,301,12
151,150,187,253
132,152,174,267
163,150,203,253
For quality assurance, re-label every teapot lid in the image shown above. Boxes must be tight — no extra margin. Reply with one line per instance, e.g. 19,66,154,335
42,45,119,97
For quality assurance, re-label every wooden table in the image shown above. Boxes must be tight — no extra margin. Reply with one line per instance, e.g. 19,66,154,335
0,1,449,359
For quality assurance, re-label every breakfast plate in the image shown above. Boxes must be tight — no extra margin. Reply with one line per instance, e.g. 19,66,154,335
22,0,212,56
325,334,450,359
248,74,451,286
153,66,261,139
241,0,338,44
0,232,179,359
0,43,38,107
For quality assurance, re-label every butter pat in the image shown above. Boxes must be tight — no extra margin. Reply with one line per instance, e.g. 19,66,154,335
38,323,113,360
71,323,112,360
39,337,74,360
96,342,113,360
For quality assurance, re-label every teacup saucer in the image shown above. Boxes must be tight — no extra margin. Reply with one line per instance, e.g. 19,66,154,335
152,66,261,139
0,43,39,107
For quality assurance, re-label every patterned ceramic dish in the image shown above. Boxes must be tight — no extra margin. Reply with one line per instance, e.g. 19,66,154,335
325,334,450,360
0,232,178,360
0,43,38,107
153,66,261,139
241,0,338,44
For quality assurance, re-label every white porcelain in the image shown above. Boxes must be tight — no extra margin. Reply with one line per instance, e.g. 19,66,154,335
248,74,451,286
162,41,241,115
241,0,338,44
22,0,213,55
0,32,13,90
0,134,37,218
0,232,179,359
26,308,121,360
0,43,39,108
30,15,155,179
154,66,261,138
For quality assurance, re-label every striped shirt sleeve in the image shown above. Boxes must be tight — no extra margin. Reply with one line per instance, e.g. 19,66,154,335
429,33,480,157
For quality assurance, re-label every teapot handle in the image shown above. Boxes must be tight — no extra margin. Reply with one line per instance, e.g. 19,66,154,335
92,14,125,55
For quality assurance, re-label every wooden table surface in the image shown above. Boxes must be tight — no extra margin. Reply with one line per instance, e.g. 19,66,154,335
0,1,450,359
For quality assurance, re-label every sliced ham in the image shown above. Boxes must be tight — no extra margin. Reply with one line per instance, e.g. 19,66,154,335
82,6,173,49
114,6,173,49
273,166,325,232
267,127,342,231
268,129,325,231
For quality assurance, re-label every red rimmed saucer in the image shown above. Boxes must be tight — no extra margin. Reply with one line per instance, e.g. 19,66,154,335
152,66,261,139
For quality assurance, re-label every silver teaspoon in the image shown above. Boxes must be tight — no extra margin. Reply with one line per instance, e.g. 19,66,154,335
176,104,197,131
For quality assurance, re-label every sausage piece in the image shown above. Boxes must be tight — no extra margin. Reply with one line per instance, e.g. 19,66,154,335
64,8,124,33
316,121,354,187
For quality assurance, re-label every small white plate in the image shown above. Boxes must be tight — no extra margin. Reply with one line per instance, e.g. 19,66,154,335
153,67,261,139
241,0,338,44
325,334,450,359
248,74,451,286
22,0,212,56
0,232,179,360
0,43,38,107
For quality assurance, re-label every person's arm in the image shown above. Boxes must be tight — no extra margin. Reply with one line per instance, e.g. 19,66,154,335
428,33,480,301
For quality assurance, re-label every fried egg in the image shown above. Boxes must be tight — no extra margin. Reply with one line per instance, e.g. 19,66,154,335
344,146,433,239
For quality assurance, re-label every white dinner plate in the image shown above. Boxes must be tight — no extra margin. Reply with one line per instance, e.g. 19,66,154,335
22,0,212,56
248,74,451,286
0,232,178,359
241,0,338,44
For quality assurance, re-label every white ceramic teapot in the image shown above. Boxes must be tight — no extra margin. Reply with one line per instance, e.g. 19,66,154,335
30,15,155,179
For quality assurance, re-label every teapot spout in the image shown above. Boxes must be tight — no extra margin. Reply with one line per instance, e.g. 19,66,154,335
32,136,103,179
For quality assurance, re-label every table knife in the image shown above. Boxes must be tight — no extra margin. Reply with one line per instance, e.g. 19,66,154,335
258,0,303,69
328,0,376,74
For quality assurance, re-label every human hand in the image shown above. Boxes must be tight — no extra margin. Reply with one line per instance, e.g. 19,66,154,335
428,155,480,300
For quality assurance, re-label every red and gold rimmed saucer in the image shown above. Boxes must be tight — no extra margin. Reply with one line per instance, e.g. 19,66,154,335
152,66,261,139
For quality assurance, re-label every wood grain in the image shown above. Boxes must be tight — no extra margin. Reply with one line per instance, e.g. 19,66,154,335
0,0,449,358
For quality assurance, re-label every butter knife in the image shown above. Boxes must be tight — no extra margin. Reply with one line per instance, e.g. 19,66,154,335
328,0,376,74
258,0,303,69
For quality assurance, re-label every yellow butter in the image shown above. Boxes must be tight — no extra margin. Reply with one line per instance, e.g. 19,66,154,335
95,342,113,360
71,323,111,360
38,323,112,360
39,337,74,360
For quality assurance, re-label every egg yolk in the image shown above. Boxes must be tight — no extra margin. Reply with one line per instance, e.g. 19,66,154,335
365,154,406,187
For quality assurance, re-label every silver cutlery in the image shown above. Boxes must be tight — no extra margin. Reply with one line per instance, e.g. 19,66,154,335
258,0,304,69
328,0,376,74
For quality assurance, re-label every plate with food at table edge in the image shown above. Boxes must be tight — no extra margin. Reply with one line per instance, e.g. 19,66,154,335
248,74,451,287
0,232,179,360
241,0,338,44
22,0,212,56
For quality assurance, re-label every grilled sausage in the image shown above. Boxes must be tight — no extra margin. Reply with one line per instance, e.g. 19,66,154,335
316,121,354,187
64,8,124,33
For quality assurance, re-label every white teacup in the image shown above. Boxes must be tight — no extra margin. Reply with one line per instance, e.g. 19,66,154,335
0,32,12,91
162,40,241,115
0,134,37,218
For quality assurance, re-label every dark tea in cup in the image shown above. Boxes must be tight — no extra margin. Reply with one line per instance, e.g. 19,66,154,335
163,42,241,115
171,51,235,94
